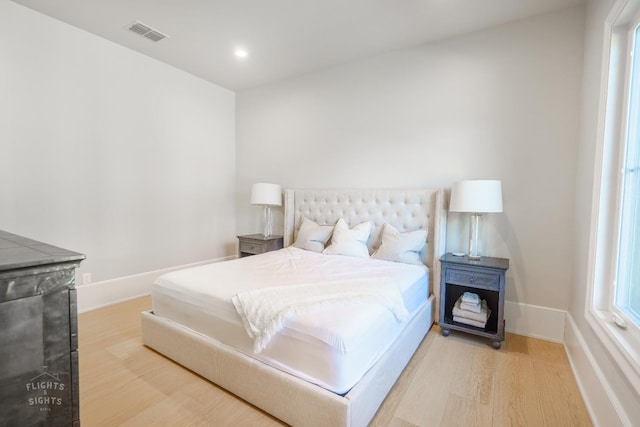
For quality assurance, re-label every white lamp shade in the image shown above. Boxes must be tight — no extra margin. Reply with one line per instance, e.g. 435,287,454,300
450,180,503,213
250,183,282,206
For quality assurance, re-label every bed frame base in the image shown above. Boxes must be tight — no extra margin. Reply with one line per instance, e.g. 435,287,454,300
141,296,433,427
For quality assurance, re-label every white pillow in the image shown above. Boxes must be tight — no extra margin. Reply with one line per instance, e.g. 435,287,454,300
322,218,371,258
372,223,428,265
293,217,334,252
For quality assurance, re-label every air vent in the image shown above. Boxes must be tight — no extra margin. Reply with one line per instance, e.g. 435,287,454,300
127,21,169,42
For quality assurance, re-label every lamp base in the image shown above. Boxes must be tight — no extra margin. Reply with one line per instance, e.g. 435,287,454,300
261,205,272,237
467,213,482,259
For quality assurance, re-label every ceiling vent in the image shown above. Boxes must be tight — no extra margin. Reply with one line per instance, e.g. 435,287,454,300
127,21,168,42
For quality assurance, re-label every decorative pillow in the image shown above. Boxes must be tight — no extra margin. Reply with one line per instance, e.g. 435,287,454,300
372,223,428,265
293,217,334,252
322,218,371,258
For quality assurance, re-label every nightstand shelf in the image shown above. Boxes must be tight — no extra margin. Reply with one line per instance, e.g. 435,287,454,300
439,253,509,349
237,234,283,257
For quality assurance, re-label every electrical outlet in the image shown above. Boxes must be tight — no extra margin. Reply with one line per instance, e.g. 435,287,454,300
82,273,92,285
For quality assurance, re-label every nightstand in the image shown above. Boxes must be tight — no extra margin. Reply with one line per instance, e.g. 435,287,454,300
237,234,284,257
439,253,509,349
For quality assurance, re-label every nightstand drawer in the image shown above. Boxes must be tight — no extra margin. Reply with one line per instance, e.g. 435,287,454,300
445,268,500,289
239,241,264,254
237,234,284,257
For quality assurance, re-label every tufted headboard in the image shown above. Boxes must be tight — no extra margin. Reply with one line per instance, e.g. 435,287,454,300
283,188,447,311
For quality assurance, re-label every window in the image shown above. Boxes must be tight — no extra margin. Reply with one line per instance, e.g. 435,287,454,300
587,0,640,388
614,24,640,325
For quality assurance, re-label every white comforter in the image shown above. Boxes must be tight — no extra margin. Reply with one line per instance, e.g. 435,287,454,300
154,246,427,354
232,278,410,352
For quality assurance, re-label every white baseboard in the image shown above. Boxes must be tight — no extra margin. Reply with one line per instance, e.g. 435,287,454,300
76,256,235,313
564,314,630,427
504,300,566,342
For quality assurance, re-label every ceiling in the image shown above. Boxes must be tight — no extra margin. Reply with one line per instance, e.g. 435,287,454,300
12,0,583,91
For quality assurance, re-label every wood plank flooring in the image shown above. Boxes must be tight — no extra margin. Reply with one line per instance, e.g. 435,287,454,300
78,296,592,426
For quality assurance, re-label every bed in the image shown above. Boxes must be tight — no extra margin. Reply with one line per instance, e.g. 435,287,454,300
141,188,447,426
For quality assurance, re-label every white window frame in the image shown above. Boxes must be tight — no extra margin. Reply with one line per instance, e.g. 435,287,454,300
587,0,640,397
614,21,640,328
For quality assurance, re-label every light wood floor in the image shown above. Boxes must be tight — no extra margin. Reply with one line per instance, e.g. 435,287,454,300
79,296,592,426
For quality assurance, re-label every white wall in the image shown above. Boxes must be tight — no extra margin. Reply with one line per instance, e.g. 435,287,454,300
0,1,236,285
236,7,585,313
567,0,640,424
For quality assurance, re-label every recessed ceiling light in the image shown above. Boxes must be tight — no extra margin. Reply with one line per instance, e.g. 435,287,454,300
234,48,249,59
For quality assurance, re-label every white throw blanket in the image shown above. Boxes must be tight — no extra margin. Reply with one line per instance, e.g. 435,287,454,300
232,279,410,353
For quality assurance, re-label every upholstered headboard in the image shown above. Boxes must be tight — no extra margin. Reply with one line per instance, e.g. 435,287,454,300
283,188,447,312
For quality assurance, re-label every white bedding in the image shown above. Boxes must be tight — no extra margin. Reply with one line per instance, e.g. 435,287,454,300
233,278,410,353
152,246,429,394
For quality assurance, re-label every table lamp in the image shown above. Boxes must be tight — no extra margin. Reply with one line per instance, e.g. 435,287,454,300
250,183,282,237
449,180,503,259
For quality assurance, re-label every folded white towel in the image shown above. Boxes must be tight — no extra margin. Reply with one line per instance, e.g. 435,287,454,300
460,300,482,314
453,315,487,328
461,292,480,304
453,299,490,323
